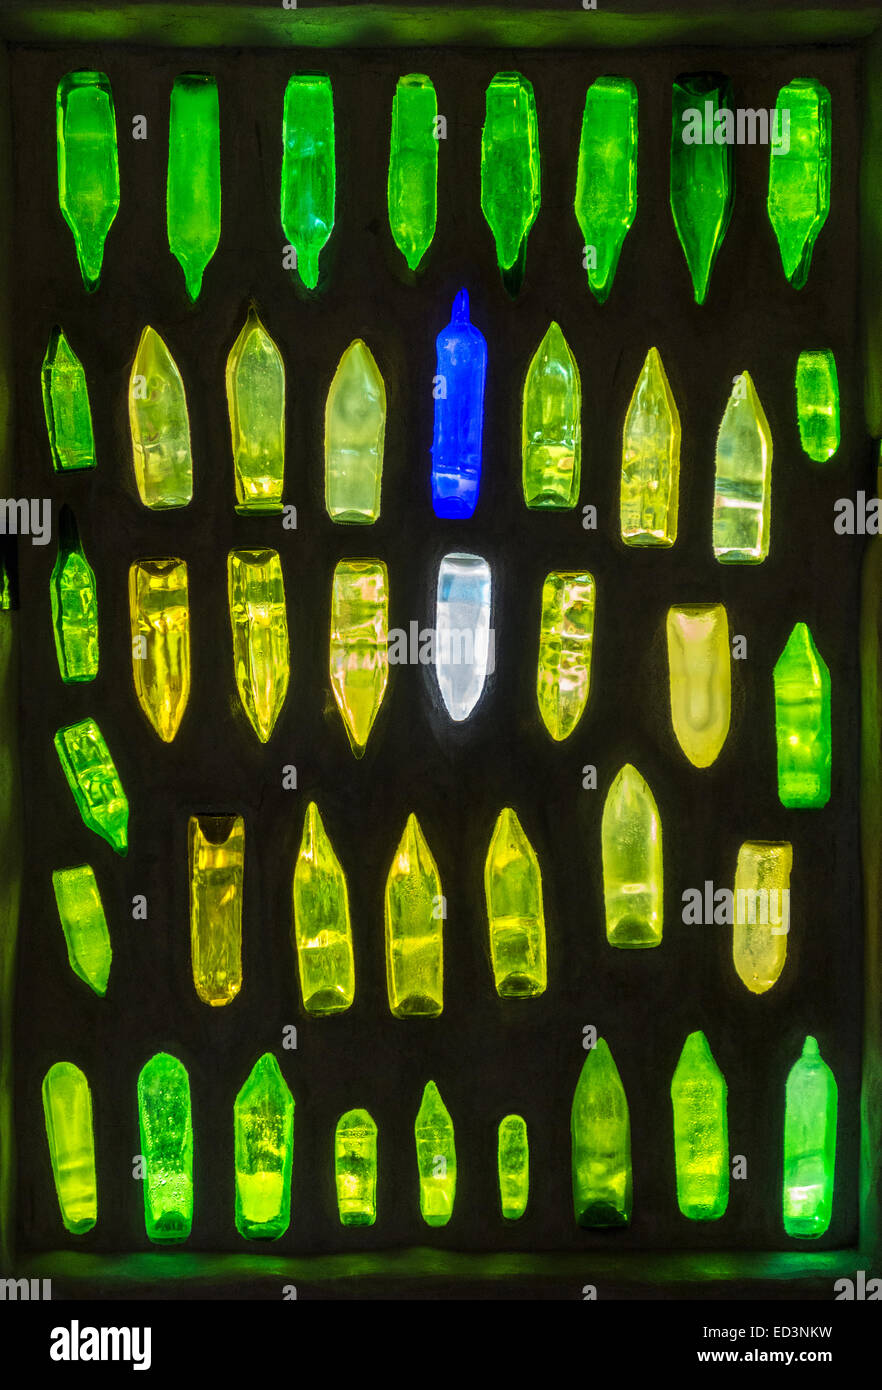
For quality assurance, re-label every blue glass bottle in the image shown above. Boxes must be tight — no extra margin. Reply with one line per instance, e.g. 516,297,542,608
431,289,487,518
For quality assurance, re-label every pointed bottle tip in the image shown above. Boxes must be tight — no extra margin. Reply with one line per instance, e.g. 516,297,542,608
255,1050,284,1081
303,800,321,839
402,811,423,851
733,369,755,397
135,323,163,358
803,1035,820,1058
492,806,528,855
184,268,204,302
298,252,320,290
683,1029,712,1059
539,319,572,361
452,288,470,321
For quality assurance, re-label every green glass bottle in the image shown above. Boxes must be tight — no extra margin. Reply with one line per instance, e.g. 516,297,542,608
574,76,638,303
234,1053,294,1240
498,1114,529,1220
281,74,335,290
480,72,540,282
52,865,111,996
388,74,438,271
42,327,96,472
571,1039,632,1227
795,350,840,462
773,622,831,809
335,1109,378,1226
415,1080,456,1227
783,1036,837,1237
522,322,581,509
0,552,10,612
50,507,98,683
167,73,221,301
137,1052,193,1243
670,73,734,304
56,71,119,290
55,718,128,855
42,1061,98,1234
768,80,831,290
671,1031,729,1221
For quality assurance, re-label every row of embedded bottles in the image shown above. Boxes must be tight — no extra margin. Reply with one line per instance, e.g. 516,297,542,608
53,800,805,1011
44,313,841,526
52,517,832,773
56,70,830,300
40,1033,837,1241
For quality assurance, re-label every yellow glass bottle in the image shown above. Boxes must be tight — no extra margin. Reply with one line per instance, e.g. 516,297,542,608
129,558,190,742
621,347,680,545
226,306,285,513
329,559,389,757
733,840,792,994
536,570,595,741
189,815,245,1006
385,813,444,1018
666,603,730,768
602,764,663,947
292,802,355,1015
484,808,547,997
227,549,290,743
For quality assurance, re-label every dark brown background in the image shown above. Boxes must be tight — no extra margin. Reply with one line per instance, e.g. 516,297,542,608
9,38,867,1269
